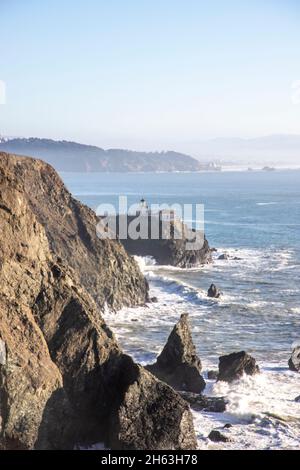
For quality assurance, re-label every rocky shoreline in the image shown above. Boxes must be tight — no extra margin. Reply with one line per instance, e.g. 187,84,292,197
0,152,298,451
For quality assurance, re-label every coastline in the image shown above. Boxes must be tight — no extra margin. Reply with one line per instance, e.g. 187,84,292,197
104,252,300,450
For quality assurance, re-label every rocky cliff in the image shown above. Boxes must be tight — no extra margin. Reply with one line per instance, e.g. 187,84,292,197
0,153,148,310
0,152,197,450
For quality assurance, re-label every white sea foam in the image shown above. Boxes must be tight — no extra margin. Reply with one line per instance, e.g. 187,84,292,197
256,202,279,206
104,247,300,450
134,255,156,271
291,308,300,314
194,368,300,449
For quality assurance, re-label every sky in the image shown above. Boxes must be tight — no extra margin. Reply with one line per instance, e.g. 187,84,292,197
1,0,300,153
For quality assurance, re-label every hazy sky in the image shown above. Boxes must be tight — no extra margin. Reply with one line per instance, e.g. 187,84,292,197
1,0,300,151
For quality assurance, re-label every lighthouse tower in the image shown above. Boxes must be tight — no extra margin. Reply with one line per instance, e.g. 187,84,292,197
138,198,149,214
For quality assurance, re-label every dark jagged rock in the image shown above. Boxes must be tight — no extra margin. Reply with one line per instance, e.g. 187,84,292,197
150,296,158,303
109,356,197,450
218,351,259,383
122,236,212,268
288,347,300,372
0,153,197,450
207,284,221,298
117,214,212,268
218,254,229,260
179,392,227,412
146,314,206,393
208,430,231,443
294,395,300,403
207,370,219,380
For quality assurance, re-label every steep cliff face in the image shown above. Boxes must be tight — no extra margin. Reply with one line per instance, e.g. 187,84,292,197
0,153,197,450
0,153,148,310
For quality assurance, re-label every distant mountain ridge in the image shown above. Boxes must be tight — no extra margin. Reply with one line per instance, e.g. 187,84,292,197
0,137,213,172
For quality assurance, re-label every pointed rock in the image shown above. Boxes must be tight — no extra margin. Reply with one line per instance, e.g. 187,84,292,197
146,314,206,393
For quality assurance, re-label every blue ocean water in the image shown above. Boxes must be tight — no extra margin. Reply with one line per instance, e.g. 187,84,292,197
61,170,300,449
62,169,300,249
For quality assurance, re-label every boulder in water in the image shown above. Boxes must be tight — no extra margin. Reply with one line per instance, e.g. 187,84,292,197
207,370,218,380
218,351,259,383
218,253,229,260
109,356,197,450
288,347,300,372
208,430,231,443
179,392,227,412
207,284,221,298
146,314,206,393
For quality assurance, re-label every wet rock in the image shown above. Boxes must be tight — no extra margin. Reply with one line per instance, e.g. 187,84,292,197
288,347,300,372
208,430,231,443
223,423,232,429
150,296,158,303
218,254,229,260
207,284,221,298
109,356,197,450
119,215,212,268
146,313,206,393
207,370,218,380
294,395,300,402
179,392,227,412
218,351,259,383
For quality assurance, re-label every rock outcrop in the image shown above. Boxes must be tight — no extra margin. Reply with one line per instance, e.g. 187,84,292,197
218,253,229,260
116,214,212,268
0,153,197,450
208,430,231,443
207,284,221,298
288,347,300,372
109,356,197,450
146,314,206,393
218,351,259,383
0,152,148,310
122,235,211,268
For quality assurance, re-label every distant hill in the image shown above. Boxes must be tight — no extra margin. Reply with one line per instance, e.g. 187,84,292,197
0,138,213,172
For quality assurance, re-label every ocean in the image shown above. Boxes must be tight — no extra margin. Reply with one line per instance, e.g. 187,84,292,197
61,170,300,450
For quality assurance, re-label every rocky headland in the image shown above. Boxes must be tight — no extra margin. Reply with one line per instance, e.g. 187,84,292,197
117,214,212,268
